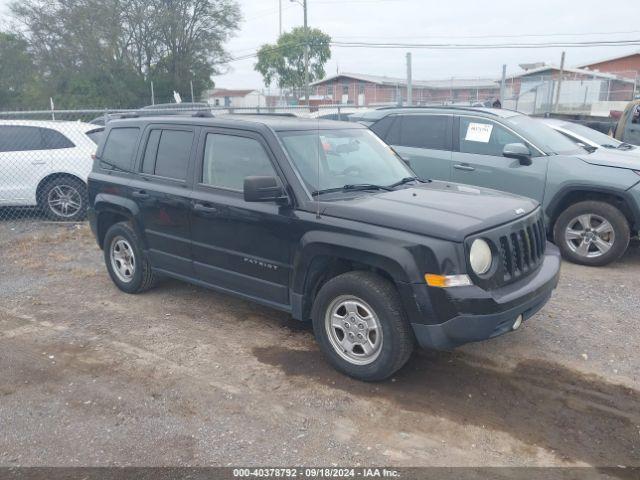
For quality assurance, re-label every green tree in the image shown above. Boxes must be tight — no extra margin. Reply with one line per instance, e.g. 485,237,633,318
7,0,241,108
255,27,331,96
0,32,38,109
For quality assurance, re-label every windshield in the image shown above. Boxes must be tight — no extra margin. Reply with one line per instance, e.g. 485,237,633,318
560,122,622,148
278,128,414,194
505,115,584,155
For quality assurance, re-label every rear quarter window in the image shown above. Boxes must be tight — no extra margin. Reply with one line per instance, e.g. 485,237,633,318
41,128,74,149
100,127,140,171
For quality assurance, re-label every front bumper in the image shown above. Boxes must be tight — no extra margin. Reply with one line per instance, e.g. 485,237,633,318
409,242,561,350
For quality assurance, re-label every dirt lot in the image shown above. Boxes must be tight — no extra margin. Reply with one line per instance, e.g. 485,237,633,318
0,221,639,468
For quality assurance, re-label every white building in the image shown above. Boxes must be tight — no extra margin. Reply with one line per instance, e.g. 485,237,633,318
206,89,267,108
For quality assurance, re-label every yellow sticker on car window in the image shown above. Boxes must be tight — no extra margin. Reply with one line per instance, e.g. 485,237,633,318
465,123,493,143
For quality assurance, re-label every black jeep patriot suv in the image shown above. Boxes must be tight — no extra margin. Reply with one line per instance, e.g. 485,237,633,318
88,114,561,381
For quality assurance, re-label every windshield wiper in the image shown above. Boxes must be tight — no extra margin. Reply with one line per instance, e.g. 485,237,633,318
312,183,393,196
97,157,134,174
388,176,427,188
617,142,635,150
343,183,394,192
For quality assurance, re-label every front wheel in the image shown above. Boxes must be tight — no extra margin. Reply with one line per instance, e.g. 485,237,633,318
553,200,630,266
311,271,414,381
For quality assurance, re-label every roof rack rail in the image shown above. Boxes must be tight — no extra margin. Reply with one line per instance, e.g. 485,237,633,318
374,105,501,116
229,112,297,117
192,111,214,118
118,112,140,119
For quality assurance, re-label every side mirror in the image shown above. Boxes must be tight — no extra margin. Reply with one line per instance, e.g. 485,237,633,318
503,143,532,166
244,176,288,204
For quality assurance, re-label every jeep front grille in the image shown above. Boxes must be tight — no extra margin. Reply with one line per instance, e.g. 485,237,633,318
498,217,546,282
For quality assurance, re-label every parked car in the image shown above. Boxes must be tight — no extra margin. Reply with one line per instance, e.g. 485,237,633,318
0,120,103,220
539,118,638,155
88,114,560,381
359,107,640,266
613,99,640,146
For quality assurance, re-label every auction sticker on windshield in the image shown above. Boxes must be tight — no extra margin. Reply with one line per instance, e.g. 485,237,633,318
465,122,493,143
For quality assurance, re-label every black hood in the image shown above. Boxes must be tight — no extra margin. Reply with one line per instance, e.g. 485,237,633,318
321,181,539,242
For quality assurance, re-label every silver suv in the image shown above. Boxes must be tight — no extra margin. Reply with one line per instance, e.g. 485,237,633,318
358,107,640,266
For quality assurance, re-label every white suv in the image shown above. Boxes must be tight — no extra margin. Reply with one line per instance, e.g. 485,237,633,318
0,120,102,220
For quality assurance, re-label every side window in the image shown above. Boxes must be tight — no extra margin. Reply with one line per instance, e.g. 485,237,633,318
101,127,140,171
141,130,161,174
459,118,523,157
369,116,396,142
202,134,277,191
0,126,45,152
41,128,74,149
397,115,451,151
153,130,194,180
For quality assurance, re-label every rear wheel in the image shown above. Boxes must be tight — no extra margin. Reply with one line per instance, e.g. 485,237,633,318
39,176,87,221
553,200,630,266
103,222,157,293
312,271,414,381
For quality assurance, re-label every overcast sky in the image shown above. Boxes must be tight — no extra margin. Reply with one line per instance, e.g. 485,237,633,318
2,0,639,89
216,0,640,89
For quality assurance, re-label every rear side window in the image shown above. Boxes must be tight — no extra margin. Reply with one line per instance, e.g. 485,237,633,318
0,126,44,152
153,130,194,180
397,115,451,151
101,127,140,171
0,125,73,152
202,134,276,191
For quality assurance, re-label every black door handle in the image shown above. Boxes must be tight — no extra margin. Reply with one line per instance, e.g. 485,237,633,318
453,164,475,172
132,190,150,199
193,202,218,214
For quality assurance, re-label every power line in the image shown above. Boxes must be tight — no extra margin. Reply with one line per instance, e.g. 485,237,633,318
226,38,640,63
332,29,640,40
330,39,640,50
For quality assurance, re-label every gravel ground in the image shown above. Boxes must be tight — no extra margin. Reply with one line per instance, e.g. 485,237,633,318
0,220,639,468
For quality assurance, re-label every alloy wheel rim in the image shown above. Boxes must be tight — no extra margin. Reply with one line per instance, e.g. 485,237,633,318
564,213,615,258
47,184,82,218
110,236,136,283
325,295,383,366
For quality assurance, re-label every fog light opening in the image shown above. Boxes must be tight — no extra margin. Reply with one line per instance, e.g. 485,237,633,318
512,314,523,331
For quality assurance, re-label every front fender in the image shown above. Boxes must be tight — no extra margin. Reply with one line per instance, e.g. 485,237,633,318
291,230,420,294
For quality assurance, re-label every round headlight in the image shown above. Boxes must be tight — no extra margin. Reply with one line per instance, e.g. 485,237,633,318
470,239,492,275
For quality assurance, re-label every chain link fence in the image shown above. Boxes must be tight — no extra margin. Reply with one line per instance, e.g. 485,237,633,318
1,80,636,227
0,105,368,227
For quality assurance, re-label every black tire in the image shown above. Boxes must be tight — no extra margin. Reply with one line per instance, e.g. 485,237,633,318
103,222,157,293
39,175,87,221
553,200,630,266
311,271,414,382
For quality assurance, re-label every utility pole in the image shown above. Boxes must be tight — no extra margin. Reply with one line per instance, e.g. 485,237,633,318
554,51,566,113
500,64,506,106
190,80,195,103
150,81,155,106
303,0,309,106
279,0,282,36
406,52,413,106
